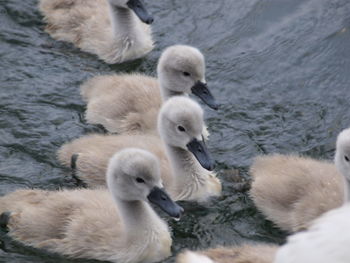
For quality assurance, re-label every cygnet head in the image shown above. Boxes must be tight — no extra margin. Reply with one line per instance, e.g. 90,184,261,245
108,0,154,24
158,96,215,171
157,45,219,110
334,127,350,201
107,148,183,218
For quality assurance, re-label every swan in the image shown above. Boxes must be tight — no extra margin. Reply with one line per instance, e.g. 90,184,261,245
57,96,222,201
176,244,278,263
274,127,350,262
80,45,219,134
0,148,183,263
39,0,154,64
250,151,344,232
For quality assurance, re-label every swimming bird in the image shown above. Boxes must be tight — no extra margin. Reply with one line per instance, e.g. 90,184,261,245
250,147,344,232
58,97,222,201
274,127,350,263
39,0,154,63
176,244,278,263
80,45,219,134
0,148,182,263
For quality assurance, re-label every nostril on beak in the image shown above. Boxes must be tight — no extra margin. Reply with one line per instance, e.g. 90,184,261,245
176,207,184,219
147,17,154,24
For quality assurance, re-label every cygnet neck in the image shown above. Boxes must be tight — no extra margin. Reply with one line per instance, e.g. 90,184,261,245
343,177,350,203
161,88,186,101
108,3,136,39
158,74,186,101
164,143,206,199
335,147,350,204
113,197,156,240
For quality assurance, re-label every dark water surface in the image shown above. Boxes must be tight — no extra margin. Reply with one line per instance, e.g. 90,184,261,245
1,0,350,262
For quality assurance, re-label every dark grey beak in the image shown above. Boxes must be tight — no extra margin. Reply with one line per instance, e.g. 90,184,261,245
147,187,184,219
186,138,215,171
191,81,219,110
127,0,154,24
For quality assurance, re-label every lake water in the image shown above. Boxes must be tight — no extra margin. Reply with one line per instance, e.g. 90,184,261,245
1,0,350,262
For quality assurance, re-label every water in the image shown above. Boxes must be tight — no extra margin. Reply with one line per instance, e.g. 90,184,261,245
1,0,350,262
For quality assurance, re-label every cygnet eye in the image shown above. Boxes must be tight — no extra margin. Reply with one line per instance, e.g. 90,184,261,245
183,72,191,77
178,126,186,132
136,177,145,183
345,155,350,162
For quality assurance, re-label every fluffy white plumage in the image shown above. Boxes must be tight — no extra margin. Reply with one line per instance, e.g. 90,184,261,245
274,127,350,263
0,149,175,263
275,204,350,263
39,0,154,64
177,251,214,263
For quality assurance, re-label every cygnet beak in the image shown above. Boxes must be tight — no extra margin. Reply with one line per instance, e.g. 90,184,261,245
186,138,215,171
191,81,219,110
127,0,154,24
147,187,184,219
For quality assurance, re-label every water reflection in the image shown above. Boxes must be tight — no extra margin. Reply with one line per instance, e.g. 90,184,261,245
0,0,350,262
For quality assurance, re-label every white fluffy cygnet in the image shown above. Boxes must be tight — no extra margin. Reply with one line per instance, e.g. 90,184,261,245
39,0,154,63
0,148,183,263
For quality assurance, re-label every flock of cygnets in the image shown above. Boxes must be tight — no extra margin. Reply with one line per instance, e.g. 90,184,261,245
1,0,349,263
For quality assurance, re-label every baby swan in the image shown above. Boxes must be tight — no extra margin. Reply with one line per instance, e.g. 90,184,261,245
274,128,350,263
250,141,344,232
39,0,154,63
176,244,278,263
58,97,221,202
0,148,183,263
81,45,219,134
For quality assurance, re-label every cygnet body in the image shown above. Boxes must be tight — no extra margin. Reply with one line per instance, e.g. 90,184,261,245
39,0,154,63
274,128,350,263
0,148,182,263
176,244,278,263
58,97,221,201
250,152,344,232
80,45,218,134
